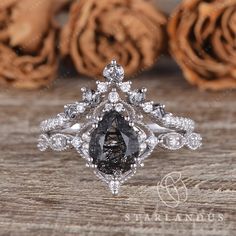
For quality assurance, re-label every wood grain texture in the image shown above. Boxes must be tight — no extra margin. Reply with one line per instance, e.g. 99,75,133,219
0,58,235,236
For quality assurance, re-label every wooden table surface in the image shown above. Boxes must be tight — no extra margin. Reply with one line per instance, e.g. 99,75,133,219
0,58,235,236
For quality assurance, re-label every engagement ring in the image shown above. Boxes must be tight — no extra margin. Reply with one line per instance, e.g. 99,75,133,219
38,60,202,194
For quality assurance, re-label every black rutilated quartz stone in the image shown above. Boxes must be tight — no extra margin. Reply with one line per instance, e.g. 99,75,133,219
89,111,139,175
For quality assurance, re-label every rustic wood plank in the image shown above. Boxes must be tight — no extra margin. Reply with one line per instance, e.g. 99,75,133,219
0,58,235,236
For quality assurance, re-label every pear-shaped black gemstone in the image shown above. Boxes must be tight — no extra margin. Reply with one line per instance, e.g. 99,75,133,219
89,110,139,175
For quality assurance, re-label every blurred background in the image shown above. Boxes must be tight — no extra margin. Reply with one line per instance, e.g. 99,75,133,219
155,0,180,13
0,0,235,91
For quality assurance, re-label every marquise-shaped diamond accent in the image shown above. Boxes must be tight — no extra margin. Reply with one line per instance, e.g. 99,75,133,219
160,132,186,150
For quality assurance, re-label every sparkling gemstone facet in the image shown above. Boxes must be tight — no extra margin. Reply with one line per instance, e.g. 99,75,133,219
147,136,158,148
109,180,120,195
76,103,86,113
143,102,153,113
119,82,131,92
128,90,146,104
89,111,139,175
187,133,202,150
82,88,93,101
152,104,166,118
64,104,78,119
115,103,123,112
49,134,68,151
103,61,124,82
105,103,113,111
71,137,82,150
108,91,119,103
82,88,100,105
161,133,185,150
97,82,108,93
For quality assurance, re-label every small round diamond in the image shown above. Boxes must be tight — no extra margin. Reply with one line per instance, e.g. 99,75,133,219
187,133,202,150
129,90,145,104
71,137,82,150
82,88,100,105
105,103,113,111
152,104,166,118
108,91,119,103
143,102,153,113
115,103,123,112
82,133,91,142
109,180,120,195
64,104,78,119
119,82,131,92
103,60,124,82
97,82,108,93
82,88,93,101
140,142,147,151
77,103,86,113
147,136,158,147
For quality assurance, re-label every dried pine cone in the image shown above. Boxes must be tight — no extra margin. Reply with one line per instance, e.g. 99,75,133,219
168,0,236,91
0,0,58,89
60,0,167,78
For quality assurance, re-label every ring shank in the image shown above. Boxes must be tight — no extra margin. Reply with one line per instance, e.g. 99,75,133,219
41,120,188,137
